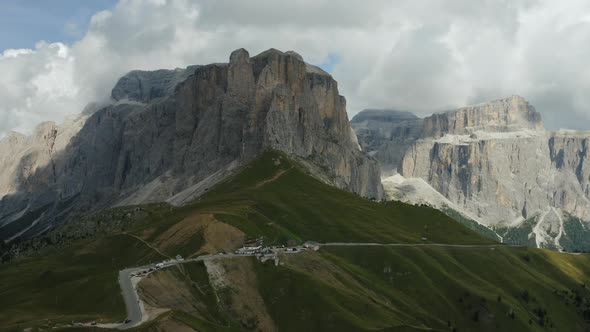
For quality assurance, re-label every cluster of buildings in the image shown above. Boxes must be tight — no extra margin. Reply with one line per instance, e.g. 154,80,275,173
234,236,321,255
235,236,264,254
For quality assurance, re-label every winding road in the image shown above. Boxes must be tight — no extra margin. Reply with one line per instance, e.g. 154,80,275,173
114,252,254,329
117,268,145,329
111,242,523,329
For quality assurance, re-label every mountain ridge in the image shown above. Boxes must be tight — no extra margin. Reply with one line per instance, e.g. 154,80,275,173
3,150,590,332
353,95,590,251
0,48,382,242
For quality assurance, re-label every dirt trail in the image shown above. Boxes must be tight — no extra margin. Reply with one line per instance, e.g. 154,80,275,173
125,233,173,259
255,168,290,188
138,265,202,315
152,213,244,258
206,258,277,331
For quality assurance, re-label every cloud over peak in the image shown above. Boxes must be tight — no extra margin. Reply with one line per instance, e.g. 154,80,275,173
1,0,590,136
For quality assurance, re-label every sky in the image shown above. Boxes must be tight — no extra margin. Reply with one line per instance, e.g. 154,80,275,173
1,0,590,137
0,1,117,50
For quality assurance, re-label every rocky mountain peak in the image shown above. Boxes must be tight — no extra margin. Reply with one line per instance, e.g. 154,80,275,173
229,48,250,63
111,65,199,103
350,109,423,176
0,48,382,242
351,109,419,124
353,95,590,251
422,95,544,138
3,131,27,144
32,122,57,142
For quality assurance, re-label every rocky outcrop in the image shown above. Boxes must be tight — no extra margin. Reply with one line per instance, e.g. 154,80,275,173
421,95,543,138
111,66,199,103
0,48,382,241
400,131,590,226
351,110,423,176
355,95,590,250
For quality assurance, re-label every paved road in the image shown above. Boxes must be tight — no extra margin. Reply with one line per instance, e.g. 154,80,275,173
117,268,146,329
320,243,525,248
113,242,523,329
114,252,257,329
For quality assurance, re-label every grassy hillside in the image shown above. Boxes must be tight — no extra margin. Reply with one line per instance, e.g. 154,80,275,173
192,151,494,246
61,247,590,331
0,234,166,329
250,246,590,331
495,213,590,253
1,151,590,331
442,207,502,242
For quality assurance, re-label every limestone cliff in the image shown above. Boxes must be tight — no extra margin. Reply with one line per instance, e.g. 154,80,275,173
354,95,590,250
351,109,423,176
0,48,382,241
421,95,543,138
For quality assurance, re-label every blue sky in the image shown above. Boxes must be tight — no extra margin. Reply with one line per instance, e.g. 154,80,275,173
0,1,116,50
318,53,339,73
0,1,589,135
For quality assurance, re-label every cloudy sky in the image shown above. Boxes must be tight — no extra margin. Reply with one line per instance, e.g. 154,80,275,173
1,0,590,136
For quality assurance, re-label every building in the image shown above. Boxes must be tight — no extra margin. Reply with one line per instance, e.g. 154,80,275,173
303,241,320,251
243,236,263,248
235,236,264,254
235,245,262,255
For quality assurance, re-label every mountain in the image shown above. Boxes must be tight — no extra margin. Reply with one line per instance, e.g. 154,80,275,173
353,95,590,251
0,48,382,242
4,49,590,331
351,109,423,177
3,151,590,332
382,173,502,241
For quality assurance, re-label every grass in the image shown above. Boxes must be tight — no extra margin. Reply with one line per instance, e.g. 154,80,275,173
47,311,244,332
254,255,406,332
191,151,495,246
158,261,240,329
442,207,501,242
494,213,590,252
495,216,542,248
558,214,590,252
1,150,590,331
251,246,590,331
0,234,165,330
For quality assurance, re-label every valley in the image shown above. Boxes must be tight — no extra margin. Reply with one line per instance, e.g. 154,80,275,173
2,152,590,332
1,48,589,332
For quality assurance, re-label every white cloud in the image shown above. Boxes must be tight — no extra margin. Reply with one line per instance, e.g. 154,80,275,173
0,41,81,134
1,0,590,136
1,48,34,58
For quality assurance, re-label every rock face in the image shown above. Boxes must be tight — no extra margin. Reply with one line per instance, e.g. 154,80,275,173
0,48,382,241
111,66,199,103
351,109,423,176
354,95,590,250
421,95,544,138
